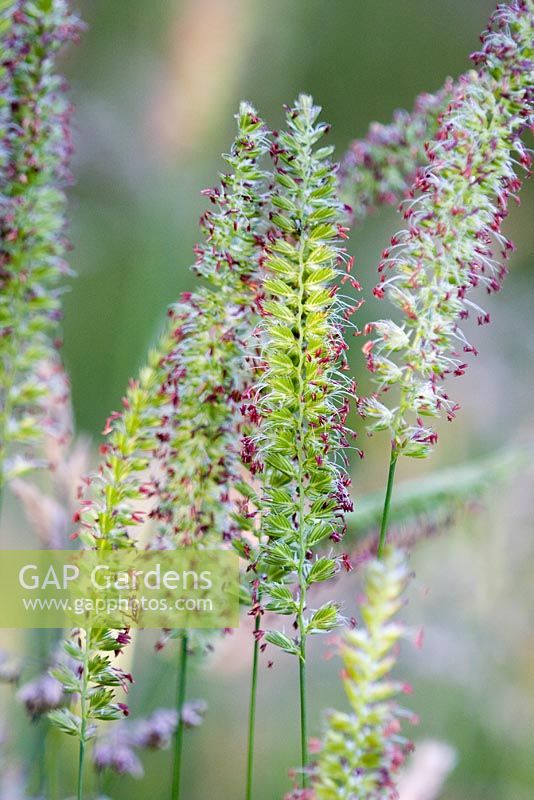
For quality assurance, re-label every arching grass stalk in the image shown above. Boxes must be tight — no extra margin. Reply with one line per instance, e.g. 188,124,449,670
171,633,189,800
240,95,359,790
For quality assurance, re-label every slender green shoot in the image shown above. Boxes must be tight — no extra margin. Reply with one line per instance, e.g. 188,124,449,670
246,613,261,800
377,447,398,559
172,634,189,800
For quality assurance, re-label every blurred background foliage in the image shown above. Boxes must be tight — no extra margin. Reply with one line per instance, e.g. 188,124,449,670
1,1,534,798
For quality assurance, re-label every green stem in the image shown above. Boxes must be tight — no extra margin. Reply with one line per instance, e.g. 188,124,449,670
246,610,261,800
77,628,89,800
298,645,308,787
294,225,310,787
76,738,86,800
292,144,315,787
377,446,398,559
171,633,189,800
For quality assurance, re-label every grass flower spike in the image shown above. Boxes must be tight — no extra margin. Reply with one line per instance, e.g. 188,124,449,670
364,0,533,459
0,0,80,488
340,83,453,221
314,547,414,800
244,95,358,784
152,103,270,548
52,332,176,799
149,103,270,800
50,627,133,799
52,103,269,800
75,338,174,551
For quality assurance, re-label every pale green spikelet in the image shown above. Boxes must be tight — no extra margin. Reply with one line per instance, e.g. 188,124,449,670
240,95,359,655
314,547,414,799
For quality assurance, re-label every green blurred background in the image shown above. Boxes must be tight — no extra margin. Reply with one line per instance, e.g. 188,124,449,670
2,1,534,798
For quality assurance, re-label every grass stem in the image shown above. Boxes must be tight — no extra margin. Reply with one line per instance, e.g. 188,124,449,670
171,633,189,800
377,446,398,559
77,628,89,800
76,737,86,800
246,610,261,800
299,645,308,788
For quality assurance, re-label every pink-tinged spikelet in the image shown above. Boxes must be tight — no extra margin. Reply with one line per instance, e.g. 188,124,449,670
340,81,454,220
0,0,81,483
364,0,533,457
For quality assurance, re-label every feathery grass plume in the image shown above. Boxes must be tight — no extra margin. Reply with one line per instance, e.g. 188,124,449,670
75,336,175,551
49,331,176,798
339,82,453,221
0,0,80,488
151,103,270,548
363,0,534,459
71,104,268,597
313,547,415,800
51,104,270,800
49,328,178,798
241,95,359,782
148,104,271,800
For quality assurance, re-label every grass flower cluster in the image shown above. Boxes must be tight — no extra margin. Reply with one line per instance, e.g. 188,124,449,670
75,339,173,551
339,82,453,221
50,627,133,797
147,104,270,800
314,547,414,799
52,103,271,800
151,103,270,548
364,0,533,459
0,0,80,488
53,334,176,796
238,95,359,786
